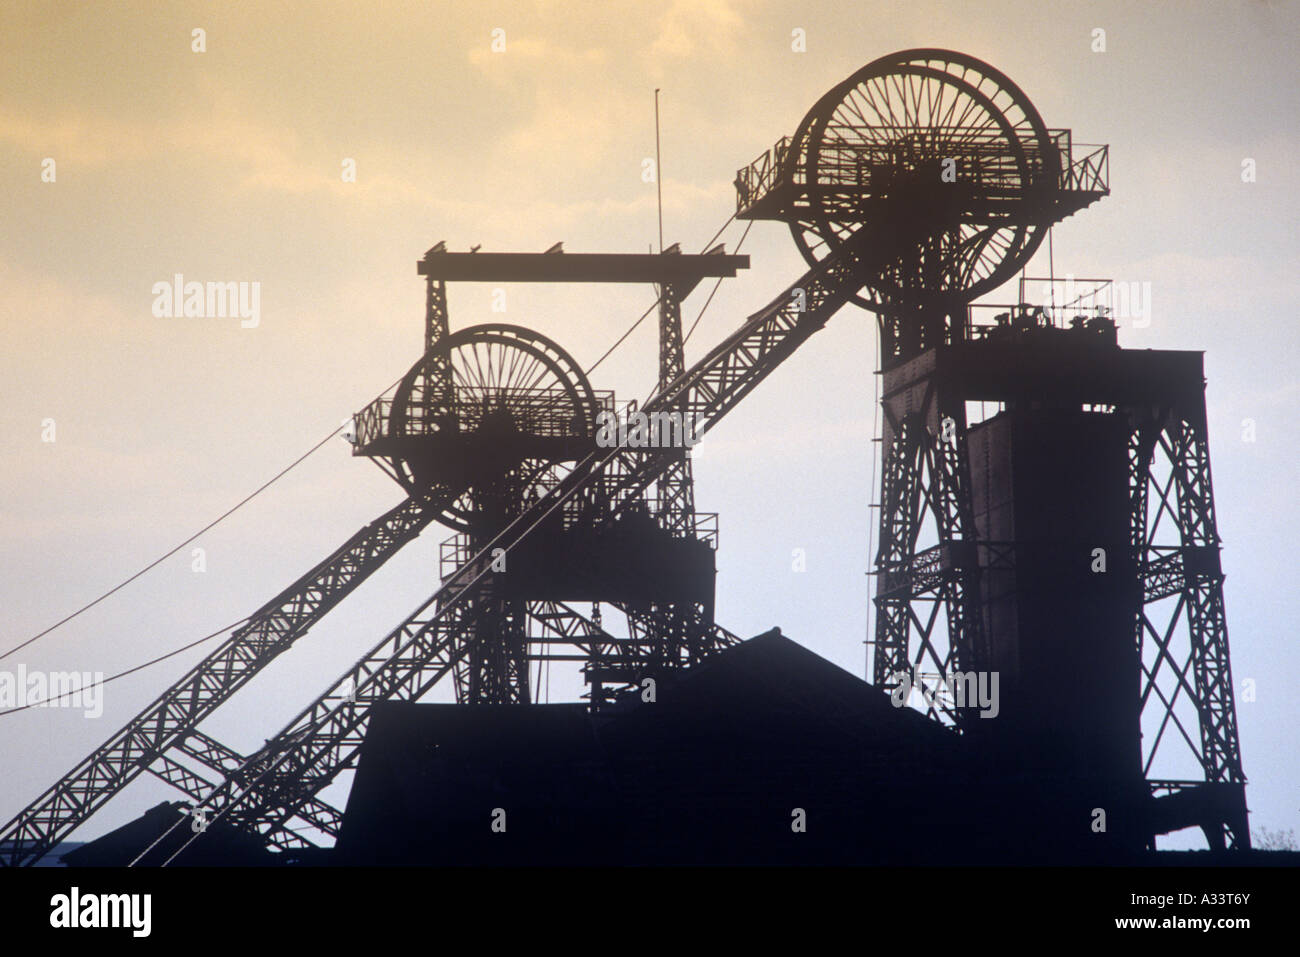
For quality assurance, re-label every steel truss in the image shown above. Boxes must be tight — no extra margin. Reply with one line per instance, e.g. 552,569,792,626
579,267,727,705
1,221,875,864
871,377,984,726
868,342,1248,850
1131,414,1248,849
138,229,880,857
415,246,723,706
0,496,437,866
5,48,1243,867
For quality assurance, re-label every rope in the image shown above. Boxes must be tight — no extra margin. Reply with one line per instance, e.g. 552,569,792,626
683,219,753,347
0,370,407,663
0,621,246,716
0,428,343,662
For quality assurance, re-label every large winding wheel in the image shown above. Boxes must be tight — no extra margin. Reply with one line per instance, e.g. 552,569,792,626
786,49,1061,331
381,323,598,532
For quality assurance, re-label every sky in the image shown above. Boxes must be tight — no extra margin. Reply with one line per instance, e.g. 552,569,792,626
0,0,1296,852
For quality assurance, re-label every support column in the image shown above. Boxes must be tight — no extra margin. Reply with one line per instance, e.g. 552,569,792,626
655,270,697,536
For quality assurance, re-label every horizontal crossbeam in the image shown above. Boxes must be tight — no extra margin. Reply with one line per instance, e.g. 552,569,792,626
417,250,748,294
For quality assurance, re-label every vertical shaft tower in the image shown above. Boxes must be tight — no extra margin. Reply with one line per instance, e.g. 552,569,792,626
735,48,1247,850
354,246,748,706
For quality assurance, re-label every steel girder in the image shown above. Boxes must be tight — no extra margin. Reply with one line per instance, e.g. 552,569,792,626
871,376,984,727
1130,415,1248,849
448,274,709,706
868,348,1247,851
654,279,697,535
582,275,724,706
0,496,437,866
148,731,343,845
452,591,530,705
529,600,740,705
149,232,878,857
424,274,448,356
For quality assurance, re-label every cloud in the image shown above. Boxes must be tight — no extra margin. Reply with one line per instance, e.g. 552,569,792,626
650,0,744,59
0,103,157,166
467,34,609,71
0,85,437,206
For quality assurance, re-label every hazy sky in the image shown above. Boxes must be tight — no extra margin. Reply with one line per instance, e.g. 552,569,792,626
1,1,1296,850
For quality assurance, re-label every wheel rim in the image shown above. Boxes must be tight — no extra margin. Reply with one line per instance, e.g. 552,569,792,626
388,324,597,531
788,49,1058,313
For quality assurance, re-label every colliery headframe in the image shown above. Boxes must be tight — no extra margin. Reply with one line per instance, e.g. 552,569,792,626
1,49,1249,866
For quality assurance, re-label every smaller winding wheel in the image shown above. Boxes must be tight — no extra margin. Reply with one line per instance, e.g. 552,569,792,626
375,324,599,532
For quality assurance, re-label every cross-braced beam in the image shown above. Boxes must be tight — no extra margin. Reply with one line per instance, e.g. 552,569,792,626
0,495,437,867
152,230,883,858
1131,416,1248,849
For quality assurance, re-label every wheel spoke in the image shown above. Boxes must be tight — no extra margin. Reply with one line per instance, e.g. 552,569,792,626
791,51,1050,309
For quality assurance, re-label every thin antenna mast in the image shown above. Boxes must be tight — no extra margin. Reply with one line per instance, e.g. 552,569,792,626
654,88,664,253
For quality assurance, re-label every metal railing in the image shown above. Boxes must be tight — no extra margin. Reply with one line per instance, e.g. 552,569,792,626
735,127,1108,212
352,397,390,450
966,277,1119,339
735,135,793,212
353,387,616,451
1062,142,1109,194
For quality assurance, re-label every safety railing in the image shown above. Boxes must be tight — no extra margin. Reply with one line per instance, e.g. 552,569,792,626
735,135,793,212
1062,142,1109,194
353,388,616,452
735,127,1108,211
965,276,1119,341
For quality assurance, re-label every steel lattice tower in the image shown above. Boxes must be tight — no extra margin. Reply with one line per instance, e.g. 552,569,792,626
0,48,1249,865
735,48,1248,850
366,245,746,707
